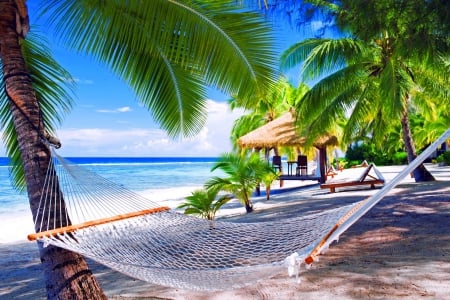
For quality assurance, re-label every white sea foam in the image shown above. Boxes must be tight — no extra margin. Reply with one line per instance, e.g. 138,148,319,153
139,185,204,208
0,185,204,244
0,211,35,244
0,157,215,244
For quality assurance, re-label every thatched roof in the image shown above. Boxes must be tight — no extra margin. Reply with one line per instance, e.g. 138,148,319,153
237,111,338,149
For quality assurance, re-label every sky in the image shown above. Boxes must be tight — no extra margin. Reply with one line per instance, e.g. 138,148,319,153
0,3,310,157
29,46,249,157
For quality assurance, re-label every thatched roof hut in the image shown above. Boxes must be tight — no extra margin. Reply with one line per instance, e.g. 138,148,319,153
237,111,338,149
237,110,338,183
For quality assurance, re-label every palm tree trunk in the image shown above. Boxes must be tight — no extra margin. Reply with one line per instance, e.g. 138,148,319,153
400,101,435,182
243,195,254,213
0,1,106,298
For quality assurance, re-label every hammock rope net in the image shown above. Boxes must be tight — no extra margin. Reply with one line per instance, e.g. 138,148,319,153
28,129,450,291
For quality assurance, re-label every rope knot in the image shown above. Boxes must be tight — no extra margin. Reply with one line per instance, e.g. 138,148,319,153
44,131,61,149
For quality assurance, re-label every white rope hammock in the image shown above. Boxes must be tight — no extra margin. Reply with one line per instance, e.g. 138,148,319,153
28,129,450,291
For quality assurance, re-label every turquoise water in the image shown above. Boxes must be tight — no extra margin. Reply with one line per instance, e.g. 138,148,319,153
0,157,221,243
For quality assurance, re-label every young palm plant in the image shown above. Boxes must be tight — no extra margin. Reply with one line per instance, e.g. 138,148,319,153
206,152,277,213
261,168,280,200
177,189,231,221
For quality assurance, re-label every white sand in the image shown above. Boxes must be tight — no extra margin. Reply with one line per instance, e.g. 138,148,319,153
1,164,449,299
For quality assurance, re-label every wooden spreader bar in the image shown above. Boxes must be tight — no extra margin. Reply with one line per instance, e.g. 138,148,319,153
304,200,365,265
28,206,170,241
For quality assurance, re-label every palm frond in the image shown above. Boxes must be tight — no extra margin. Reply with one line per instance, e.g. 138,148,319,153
38,0,277,138
281,38,366,81
412,55,450,106
21,30,75,129
379,57,414,116
280,38,325,72
296,63,366,122
0,30,75,190
230,112,266,151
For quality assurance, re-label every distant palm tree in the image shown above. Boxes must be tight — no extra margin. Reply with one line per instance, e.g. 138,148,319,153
413,109,450,149
177,188,231,221
230,77,310,180
0,1,276,297
206,152,277,213
280,1,449,182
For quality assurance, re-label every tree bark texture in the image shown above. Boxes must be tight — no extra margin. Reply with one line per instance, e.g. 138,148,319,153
0,1,106,298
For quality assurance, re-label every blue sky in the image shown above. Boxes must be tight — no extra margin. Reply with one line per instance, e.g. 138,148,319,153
0,3,312,157
34,51,245,157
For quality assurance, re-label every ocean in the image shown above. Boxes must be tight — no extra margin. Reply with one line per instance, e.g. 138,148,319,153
0,156,221,244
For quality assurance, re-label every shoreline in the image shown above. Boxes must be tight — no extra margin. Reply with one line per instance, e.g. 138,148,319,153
1,164,449,299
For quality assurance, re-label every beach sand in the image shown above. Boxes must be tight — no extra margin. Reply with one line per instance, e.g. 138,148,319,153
1,164,449,299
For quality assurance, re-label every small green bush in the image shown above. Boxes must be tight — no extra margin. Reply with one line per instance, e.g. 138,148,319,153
373,156,391,166
334,158,348,169
392,152,408,165
437,151,450,165
347,160,362,168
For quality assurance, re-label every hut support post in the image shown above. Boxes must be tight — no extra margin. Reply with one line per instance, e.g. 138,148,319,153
319,147,327,183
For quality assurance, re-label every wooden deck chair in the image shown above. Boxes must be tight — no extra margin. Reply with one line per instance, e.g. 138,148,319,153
272,155,282,173
320,163,385,193
352,159,369,168
326,165,339,178
295,155,308,176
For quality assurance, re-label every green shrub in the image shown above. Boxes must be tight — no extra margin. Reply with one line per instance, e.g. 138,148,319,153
392,152,408,165
437,151,450,165
347,160,361,168
334,158,348,169
373,156,391,166
444,151,450,164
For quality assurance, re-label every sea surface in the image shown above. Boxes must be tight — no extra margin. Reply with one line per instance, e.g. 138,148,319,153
0,156,221,243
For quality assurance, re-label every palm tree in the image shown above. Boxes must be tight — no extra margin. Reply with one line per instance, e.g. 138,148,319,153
230,77,308,163
177,188,231,221
206,152,276,213
280,1,449,182
1,17,107,300
0,1,277,297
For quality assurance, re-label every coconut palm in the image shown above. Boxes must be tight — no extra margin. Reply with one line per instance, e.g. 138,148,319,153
0,1,277,297
206,152,276,213
280,0,449,182
230,77,308,161
177,188,231,221
0,25,107,299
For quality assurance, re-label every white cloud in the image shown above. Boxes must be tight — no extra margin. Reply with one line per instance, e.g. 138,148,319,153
0,100,245,157
117,106,132,113
73,78,94,85
96,106,132,113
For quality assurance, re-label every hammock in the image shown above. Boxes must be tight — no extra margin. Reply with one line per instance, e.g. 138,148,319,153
28,129,450,291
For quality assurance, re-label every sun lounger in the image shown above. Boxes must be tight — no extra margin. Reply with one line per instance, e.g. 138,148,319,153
326,165,339,178
320,163,385,193
351,159,369,168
